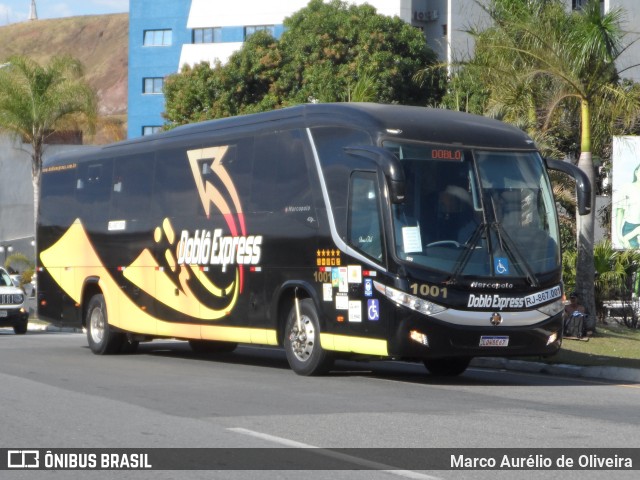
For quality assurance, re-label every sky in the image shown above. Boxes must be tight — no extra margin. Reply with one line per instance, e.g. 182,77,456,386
0,0,128,24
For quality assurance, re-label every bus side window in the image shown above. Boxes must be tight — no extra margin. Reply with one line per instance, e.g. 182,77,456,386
348,173,383,261
253,129,316,225
110,153,154,231
40,168,77,228
76,160,113,232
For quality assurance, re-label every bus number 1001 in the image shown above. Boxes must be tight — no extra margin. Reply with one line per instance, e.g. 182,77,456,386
410,283,448,299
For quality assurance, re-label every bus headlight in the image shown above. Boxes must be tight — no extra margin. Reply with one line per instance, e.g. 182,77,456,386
373,281,446,316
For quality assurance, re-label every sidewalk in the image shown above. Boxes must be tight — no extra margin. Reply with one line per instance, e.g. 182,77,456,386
27,322,83,334
471,357,640,384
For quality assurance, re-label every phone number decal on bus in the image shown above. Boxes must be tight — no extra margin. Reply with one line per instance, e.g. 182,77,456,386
523,286,562,308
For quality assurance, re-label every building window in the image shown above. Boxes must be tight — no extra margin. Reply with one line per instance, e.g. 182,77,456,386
442,24,447,37
143,77,164,94
572,0,604,10
142,126,162,136
143,29,172,46
244,25,275,40
193,27,222,44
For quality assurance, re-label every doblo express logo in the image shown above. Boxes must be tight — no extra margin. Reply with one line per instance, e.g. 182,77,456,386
179,145,263,293
39,145,262,322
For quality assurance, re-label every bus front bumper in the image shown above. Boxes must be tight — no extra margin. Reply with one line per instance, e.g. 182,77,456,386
389,310,563,360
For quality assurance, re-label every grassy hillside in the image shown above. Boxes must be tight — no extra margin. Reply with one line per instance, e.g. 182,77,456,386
0,14,128,144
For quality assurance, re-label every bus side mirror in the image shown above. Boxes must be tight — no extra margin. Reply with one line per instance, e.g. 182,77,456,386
344,146,406,204
545,158,591,216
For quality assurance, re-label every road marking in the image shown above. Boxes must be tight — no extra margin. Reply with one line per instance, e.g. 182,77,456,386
227,427,441,479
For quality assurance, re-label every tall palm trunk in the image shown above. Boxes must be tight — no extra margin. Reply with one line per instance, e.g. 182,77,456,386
576,99,597,324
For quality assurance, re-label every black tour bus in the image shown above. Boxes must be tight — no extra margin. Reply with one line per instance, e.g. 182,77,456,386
37,103,590,376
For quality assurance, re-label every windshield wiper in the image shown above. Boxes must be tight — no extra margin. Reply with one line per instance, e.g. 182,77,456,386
448,223,485,285
447,221,538,288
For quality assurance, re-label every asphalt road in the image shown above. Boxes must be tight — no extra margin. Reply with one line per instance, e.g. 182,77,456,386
1,329,639,480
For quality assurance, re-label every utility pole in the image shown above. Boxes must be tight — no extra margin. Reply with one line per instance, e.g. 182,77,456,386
29,0,38,21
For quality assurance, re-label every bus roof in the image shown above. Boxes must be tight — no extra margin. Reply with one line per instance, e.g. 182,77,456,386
45,103,537,167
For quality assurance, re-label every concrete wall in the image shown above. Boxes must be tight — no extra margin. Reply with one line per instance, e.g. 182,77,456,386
0,135,91,264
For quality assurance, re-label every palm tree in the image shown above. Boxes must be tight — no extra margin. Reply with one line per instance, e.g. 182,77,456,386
0,54,97,234
468,0,640,316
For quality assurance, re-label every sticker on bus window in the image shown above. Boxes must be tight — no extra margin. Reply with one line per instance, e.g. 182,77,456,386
323,283,333,302
349,301,362,323
494,257,510,275
332,268,340,288
348,265,362,284
367,299,380,321
338,267,348,292
402,226,423,253
336,294,349,310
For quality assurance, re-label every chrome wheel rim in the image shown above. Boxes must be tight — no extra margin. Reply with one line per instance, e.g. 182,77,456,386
89,307,105,344
289,315,315,362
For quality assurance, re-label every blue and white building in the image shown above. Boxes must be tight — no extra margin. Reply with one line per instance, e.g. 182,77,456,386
128,0,445,138
128,0,640,139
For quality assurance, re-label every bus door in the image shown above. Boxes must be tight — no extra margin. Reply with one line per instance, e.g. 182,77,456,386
345,171,388,340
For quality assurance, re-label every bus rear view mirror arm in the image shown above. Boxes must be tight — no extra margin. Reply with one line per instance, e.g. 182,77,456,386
344,146,406,204
545,158,592,216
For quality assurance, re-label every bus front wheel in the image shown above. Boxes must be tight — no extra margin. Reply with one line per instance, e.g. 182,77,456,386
423,357,470,376
284,298,334,376
86,294,123,355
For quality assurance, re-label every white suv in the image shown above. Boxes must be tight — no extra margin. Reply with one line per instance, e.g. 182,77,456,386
0,267,29,334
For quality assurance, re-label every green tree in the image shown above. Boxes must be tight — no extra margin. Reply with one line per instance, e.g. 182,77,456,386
274,0,441,105
463,0,640,317
163,61,224,125
563,240,640,323
163,0,443,126
0,55,97,232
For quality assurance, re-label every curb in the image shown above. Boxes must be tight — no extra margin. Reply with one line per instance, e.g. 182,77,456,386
27,323,83,334
471,357,640,384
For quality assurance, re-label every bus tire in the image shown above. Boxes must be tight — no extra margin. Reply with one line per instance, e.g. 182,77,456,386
86,294,123,355
284,298,334,376
423,357,470,377
189,340,237,354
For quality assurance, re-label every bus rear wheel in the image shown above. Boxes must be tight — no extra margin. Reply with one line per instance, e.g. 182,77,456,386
284,298,333,376
423,357,471,377
86,294,124,355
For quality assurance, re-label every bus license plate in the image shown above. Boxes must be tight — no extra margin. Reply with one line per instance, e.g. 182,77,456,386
0,311,7,317
479,336,509,347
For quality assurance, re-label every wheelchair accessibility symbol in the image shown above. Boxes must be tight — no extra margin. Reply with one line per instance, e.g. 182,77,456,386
494,257,510,275
367,299,380,321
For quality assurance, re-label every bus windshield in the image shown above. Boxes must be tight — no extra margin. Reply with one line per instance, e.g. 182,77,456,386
384,141,560,282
